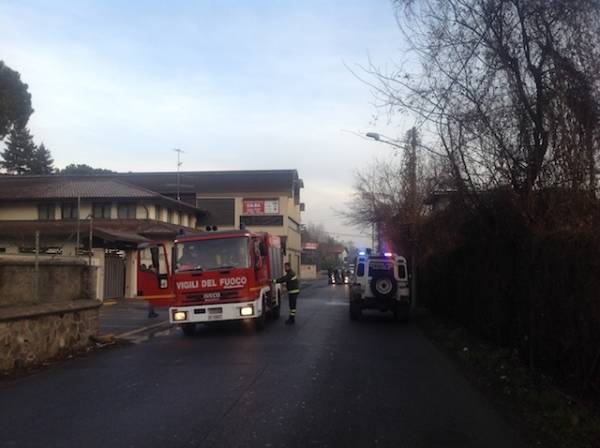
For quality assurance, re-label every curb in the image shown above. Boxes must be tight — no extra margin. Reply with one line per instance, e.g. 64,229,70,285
114,321,172,339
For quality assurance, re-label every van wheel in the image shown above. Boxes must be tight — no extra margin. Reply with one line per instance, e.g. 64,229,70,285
370,272,397,300
181,323,196,336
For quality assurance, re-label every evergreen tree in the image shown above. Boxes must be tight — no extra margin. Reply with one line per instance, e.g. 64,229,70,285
0,61,33,140
0,126,36,174
30,142,54,174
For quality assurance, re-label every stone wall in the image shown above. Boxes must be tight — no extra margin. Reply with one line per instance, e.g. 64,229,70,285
0,301,101,371
0,258,95,307
0,258,101,373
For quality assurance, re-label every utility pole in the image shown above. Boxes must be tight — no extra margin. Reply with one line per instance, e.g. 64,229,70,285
366,128,420,309
76,196,81,255
408,127,419,311
173,148,184,201
88,216,93,266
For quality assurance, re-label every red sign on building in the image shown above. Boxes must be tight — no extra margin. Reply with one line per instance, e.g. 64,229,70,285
243,199,279,215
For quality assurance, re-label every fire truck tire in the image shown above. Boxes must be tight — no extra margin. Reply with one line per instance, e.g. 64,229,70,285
270,292,281,319
181,323,196,336
255,295,267,331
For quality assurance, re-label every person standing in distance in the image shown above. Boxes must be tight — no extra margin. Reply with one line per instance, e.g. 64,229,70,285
274,262,300,325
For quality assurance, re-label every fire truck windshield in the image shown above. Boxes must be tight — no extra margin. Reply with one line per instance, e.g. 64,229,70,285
174,237,250,273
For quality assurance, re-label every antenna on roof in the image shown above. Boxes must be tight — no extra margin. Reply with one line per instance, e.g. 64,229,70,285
173,148,185,201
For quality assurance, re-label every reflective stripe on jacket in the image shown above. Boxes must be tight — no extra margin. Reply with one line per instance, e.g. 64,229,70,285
276,269,300,294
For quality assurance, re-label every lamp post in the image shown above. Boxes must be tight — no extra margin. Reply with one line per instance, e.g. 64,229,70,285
366,129,419,311
173,148,184,201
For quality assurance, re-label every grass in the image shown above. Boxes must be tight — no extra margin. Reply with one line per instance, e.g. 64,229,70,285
419,315,600,448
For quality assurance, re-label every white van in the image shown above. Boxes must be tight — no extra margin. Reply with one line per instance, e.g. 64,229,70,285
348,252,410,321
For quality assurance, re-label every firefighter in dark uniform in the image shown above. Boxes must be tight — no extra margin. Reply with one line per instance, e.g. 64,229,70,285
275,262,300,325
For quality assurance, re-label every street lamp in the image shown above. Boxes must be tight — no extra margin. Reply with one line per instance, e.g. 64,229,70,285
173,148,184,201
365,129,419,311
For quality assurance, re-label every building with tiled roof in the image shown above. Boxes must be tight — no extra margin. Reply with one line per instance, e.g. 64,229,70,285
0,169,305,300
0,176,204,300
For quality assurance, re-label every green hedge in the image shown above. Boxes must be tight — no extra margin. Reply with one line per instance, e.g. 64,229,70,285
418,198,600,390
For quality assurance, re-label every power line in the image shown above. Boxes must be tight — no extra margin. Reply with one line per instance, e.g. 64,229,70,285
315,229,371,239
327,232,370,238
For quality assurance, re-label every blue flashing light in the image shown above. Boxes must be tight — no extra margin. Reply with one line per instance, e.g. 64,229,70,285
384,252,392,257
358,251,366,256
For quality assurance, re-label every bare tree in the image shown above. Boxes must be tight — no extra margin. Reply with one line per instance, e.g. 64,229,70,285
343,128,434,250
362,0,600,207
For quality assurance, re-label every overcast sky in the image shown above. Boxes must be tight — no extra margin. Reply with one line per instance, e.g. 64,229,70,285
0,0,411,246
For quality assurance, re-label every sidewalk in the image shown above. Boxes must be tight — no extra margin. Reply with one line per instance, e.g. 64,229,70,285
99,299,171,338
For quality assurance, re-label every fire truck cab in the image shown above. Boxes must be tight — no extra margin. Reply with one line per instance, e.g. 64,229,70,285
137,230,284,335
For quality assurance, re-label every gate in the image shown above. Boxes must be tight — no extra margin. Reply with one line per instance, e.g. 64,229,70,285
104,250,126,299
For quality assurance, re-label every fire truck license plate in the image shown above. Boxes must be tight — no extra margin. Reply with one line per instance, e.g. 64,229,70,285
208,307,223,320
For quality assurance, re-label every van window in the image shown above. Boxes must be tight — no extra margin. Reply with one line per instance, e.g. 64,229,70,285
398,263,408,280
356,263,365,277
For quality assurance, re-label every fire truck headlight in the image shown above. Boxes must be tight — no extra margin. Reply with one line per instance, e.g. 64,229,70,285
173,311,187,321
240,305,254,316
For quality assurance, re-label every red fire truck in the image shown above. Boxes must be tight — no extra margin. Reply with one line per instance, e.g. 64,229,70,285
136,230,284,335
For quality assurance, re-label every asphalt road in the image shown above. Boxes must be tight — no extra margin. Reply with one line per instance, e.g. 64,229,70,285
0,279,526,448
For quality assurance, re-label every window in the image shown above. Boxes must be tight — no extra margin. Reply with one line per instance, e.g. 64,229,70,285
177,212,182,225
398,263,408,280
368,260,394,277
61,203,78,220
174,237,250,272
155,206,162,221
240,215,284,227
167,209,174,223
196,198,235,226
138,245,169,289
93,203,111,219
117,203,136,219
38,204,55,220
356,263,365,277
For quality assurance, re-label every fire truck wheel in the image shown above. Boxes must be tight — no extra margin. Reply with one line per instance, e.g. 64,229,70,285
270,292,281,319
255,295,267,331
181,323,196,336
